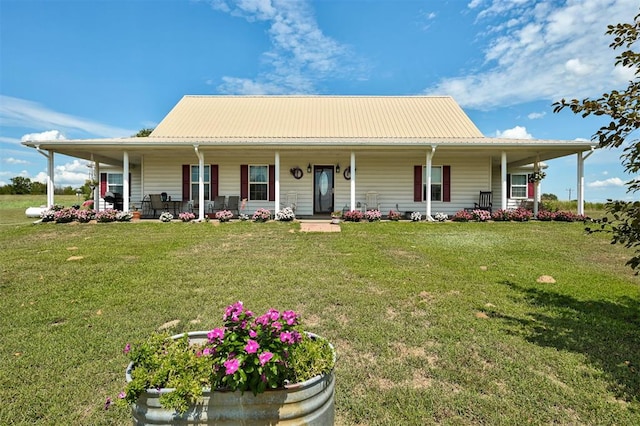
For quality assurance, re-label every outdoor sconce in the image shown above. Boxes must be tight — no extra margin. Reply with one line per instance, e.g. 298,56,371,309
307,163,312,173
336,164,340,173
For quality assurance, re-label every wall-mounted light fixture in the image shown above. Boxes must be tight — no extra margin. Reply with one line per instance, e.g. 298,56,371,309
336,164,340,174
307,163,312,173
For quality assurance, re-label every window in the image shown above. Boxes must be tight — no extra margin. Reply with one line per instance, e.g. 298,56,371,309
511,174,527,198
249,165,268,201
190,165,211,201
423,166,442,201
107,173,123,195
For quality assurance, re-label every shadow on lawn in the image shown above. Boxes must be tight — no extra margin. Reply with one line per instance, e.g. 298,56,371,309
496,280,640,404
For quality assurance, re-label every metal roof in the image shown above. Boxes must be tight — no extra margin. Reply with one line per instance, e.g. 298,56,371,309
150,95,486,140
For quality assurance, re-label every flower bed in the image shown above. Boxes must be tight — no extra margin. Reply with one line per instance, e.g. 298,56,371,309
343,210,363,222
387,210,402,221
365,209,381,222
252,208,271,222
215,210,233,222
275,207,295,221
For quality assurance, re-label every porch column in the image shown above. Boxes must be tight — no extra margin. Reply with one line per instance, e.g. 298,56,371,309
275,152,280,214
350,151,356,211
94,161,100,212
577,150,595,216
501,151,507,210
123,151,130,212
35,146,55,207
533,155,539,216
425,146,435,221
194,145,205,221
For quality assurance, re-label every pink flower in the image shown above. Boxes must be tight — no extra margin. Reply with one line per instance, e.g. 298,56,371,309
259,351,273,366
123,343,131,354
118,391,126,399
271,321,282,331
245,339,259,354
282,310,297,325
104,397,112,410
267,308,280,321
249,329,258,338
280,331,294,344
224,358,240,375
202,348,212,356
207,328,225,342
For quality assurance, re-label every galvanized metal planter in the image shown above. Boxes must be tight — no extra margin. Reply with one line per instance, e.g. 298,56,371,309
126,331,336,425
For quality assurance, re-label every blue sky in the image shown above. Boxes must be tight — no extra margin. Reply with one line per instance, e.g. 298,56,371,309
1,0,638,202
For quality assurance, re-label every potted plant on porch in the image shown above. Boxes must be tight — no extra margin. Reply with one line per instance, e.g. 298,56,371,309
111,302,336,425
330,211,342,224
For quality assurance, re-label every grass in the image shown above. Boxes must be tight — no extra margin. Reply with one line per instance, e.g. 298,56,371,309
0,196,638,425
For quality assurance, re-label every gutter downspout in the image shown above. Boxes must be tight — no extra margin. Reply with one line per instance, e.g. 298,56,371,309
194,145,205,221
425,145,436,221
35,145,54,207
577,146,596,216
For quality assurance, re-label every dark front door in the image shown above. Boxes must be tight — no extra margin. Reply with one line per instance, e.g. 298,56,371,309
313,166,334,214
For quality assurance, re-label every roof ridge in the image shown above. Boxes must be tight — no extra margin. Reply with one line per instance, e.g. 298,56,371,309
182,94,454,99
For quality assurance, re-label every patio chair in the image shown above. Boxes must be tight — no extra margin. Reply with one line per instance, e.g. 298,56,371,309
210,196,226,214
227,196,240,216
149,194,165,218
474,191,493,213
364,192,380,211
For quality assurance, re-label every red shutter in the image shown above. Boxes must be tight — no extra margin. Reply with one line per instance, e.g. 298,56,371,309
413,166,422,202
527,175,534,198
268,165,275,201
442,165,451,202
182,165,190,201
506,174,511,199
240,165,248,200
100,173,107,197
211,165,219,199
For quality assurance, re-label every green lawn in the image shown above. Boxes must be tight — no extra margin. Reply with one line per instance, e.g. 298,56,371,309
0,196,638,425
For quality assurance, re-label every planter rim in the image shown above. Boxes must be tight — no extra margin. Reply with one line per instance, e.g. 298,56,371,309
125,330,335,395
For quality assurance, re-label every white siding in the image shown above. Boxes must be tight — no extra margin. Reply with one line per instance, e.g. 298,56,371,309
136,151,496,217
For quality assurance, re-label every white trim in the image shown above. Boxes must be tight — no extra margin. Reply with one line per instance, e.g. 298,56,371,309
501,152,507,211
275,152,280,214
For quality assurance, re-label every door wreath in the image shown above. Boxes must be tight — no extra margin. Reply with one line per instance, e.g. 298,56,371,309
290,167,304,180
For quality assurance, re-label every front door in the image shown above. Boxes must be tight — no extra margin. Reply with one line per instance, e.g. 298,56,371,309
313,166,334,214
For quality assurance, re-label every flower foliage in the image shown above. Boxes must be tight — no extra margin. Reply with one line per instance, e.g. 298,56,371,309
343,210,363,222
491,209,511,222
54,207,77,223
471,209,491,222
179,211,196,222
116,211,132,222
159,212,174,222
508,207,532,222
76,209,95,223
433,212,447,222
239,213,250,221
387,210,402,221
528,171,546,182
215,210,233,222
252,208,271,222
118,302,335,414
275,207,296,221
451,210,473,222
411,211,423,222
96,209,119,223
365,209,381,222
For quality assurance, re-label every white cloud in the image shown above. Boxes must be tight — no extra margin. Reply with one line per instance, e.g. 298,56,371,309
495,125,532,139
527,111,545,119
587,177,625,188
20,130,66,142
210,0,359,94
32,159,91,188
0,96,134,138
427,0,638,109
4,157,29,165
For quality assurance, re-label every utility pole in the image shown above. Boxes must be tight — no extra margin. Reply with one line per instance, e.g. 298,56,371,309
566,188,572,201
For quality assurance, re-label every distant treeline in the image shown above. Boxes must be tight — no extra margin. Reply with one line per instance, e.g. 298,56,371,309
0,176,92,196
